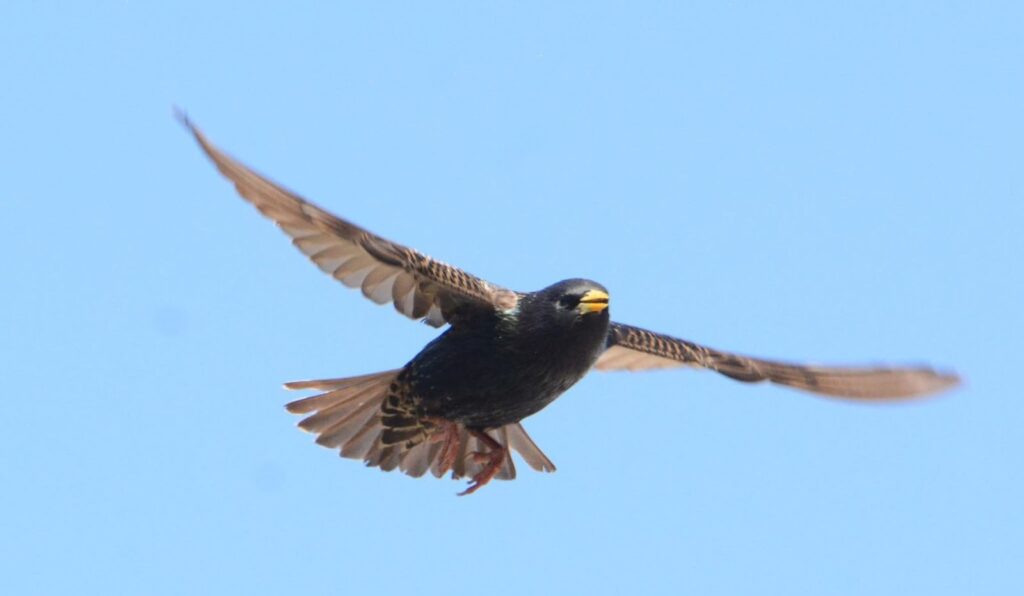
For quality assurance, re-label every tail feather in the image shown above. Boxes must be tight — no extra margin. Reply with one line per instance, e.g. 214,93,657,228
507,423,557,472
399,440,435,478
297,381,391,433
425,442,447,479
284,370,400,392
367,442,404,472
339,413,382,459
285,369,400,414
285,370,556,486
496,426,517,480
314,398,381,448
450,426,472,479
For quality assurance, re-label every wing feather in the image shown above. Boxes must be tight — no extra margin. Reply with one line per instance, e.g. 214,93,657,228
596,322,960,400
180,114,518,327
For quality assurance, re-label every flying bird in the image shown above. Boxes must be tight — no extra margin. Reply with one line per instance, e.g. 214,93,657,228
180,115,959,495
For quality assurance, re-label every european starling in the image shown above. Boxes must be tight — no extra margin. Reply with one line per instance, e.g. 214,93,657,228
181,116,960,495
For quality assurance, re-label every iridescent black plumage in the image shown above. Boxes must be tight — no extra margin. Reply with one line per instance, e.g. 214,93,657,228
181,115,960,495
404,279,610,430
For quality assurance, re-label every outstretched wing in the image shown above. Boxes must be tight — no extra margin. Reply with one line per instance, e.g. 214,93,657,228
180,114,518,327
595,322,960,400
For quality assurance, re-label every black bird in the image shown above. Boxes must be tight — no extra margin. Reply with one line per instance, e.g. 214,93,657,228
180,116,960,495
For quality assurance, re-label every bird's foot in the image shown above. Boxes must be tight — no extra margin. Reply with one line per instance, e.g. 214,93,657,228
457,430,505,496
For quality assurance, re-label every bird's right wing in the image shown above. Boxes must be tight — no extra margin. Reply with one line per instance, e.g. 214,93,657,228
180,114,518,327
595,322,960,400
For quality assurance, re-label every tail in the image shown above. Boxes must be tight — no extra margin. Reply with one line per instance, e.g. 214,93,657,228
284,370,556,482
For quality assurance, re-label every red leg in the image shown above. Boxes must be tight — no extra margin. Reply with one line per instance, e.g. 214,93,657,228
424,417,460,478
458,430,506,496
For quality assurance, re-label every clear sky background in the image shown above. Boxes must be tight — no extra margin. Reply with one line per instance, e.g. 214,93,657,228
2,2,1021,595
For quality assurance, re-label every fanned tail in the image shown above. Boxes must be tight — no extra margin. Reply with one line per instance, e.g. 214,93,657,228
284,370,556,483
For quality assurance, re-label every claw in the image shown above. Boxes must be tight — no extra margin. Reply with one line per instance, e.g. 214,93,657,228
457,430,506,496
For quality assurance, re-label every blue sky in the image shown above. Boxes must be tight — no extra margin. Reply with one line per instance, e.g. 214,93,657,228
2,2,1021,594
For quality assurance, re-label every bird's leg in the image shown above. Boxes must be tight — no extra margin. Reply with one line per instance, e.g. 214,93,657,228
458,429,506,496
424,417,460,478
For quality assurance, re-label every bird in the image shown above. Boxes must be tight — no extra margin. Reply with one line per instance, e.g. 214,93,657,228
179,114,960,495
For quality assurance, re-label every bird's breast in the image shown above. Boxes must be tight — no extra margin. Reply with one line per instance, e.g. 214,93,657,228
406,316,609,428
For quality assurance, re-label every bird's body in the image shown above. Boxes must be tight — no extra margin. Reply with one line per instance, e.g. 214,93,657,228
404,280,610,429
180,114,960,495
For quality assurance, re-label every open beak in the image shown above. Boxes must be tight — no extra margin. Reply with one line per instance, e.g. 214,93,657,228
578,289,609,315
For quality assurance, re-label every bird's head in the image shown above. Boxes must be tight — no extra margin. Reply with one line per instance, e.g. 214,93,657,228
534,279,610,326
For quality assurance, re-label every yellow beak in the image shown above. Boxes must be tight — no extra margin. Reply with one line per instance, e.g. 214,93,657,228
578,289,610,315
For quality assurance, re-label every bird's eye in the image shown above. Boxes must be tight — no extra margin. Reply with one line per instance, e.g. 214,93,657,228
558,295,581,310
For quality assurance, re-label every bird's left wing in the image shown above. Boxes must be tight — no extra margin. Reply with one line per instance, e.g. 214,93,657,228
180,115,517,327
595,322,960,400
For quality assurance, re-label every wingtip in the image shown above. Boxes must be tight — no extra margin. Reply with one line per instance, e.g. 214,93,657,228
172,105,192,130
173,106,208,148
846,366,963,401
932,369,963,393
